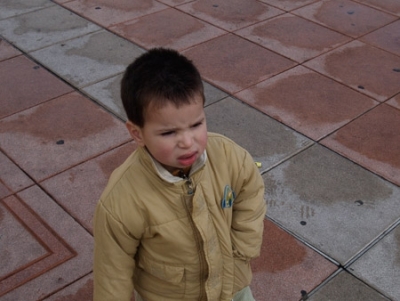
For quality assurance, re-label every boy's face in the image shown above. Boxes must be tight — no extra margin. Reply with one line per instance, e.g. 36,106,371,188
126,94,207,173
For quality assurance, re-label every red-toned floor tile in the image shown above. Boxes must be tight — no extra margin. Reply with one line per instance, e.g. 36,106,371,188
353,0,400,16
41,142,136,233
236,66,378,140
63,0,168,27
305,40,400,102
293,0,397,38
387,94,400,110
322,104,400,186
178,0,283,31
361,20,400,56
235,14,350,63
0,56,73,119
0,151,34,199
259,0,318,11
157,0,192,5
43,274,93,301
0,39,21,62
0,92,131,182
182,34,295,94
250,220,337,300
1,186,93,300
110,8,226,51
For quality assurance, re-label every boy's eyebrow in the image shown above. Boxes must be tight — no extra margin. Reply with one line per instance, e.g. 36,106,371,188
156,117,205,132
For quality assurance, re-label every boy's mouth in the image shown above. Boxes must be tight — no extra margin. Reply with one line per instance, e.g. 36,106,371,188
177,152,197,166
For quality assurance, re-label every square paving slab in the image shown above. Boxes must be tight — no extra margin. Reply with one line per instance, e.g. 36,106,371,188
0,5,101,52
353,0,400,16
308,270,390,300
205,97,313,173
0,55,73,119
263,143,400,265
110,8,226,51
258,0,319,11
0,151,33,199
183,34,296,94
30,30,144,88
0,186,93,301
178,0,284,32
348,222,400,300
0,92,131,182
304,40,400,102
236,66,378,141
0,39,21,61
292,0,397,38
250,220,337,301
41,142,136,233
0,0,54,20
322,104,400,187
235,13,350,63
361,20,400,57
63,0,168,27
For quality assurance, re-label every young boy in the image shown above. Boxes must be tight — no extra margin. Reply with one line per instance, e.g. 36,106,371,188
93,48,266,301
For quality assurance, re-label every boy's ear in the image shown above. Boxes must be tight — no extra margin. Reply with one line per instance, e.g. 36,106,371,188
126,121,145,147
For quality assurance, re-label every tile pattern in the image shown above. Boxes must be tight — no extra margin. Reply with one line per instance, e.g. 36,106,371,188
1,0,400,299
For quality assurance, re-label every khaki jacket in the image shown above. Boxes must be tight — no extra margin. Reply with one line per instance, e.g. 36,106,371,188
94,133,266,301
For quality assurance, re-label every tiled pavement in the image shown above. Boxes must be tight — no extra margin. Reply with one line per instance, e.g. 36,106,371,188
0,0,399,300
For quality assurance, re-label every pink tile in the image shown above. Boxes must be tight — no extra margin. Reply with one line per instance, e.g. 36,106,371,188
1,195,75,297
361,20,400,56
353,0,400,16
110,8,226,51
258,0,318,11
387,94,400,110
0,92,131,182
63,0,168,27
1,186,93,300
0,151,34,198
293,0,397,38
182,34,295,94
236,14,350,63
322,104,400,186
250,220,337,300
157,0,193,5
236,66,378,140
0,56,73,119
305,41,400,102
178,0,283,31
0,38,21,62
41,142,136,233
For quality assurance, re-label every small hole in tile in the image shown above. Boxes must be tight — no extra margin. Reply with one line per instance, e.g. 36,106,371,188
358,85,365,89
213,4,218,7
355,200,363,206
347,10,355,15
33,66,40,70
393,68,400,72
56,140,64,145
300,221,306,226
95,6,101,9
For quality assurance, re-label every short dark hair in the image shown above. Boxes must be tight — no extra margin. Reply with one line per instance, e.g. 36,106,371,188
121,48,204,127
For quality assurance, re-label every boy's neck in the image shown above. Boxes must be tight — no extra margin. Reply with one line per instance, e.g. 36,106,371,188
171,166,191,178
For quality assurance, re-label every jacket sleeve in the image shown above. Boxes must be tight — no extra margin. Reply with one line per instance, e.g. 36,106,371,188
93,200,141,301
231,150,266,261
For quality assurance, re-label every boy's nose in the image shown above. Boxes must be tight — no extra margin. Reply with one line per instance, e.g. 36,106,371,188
178,132,193,148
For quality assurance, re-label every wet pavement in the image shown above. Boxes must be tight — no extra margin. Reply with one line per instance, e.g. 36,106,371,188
0,0,399,300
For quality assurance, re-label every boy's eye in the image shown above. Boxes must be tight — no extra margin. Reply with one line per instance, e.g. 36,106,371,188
192,122,202,128
161,131,174,136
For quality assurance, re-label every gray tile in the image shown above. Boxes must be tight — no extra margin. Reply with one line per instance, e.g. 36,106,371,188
30,30,144,88
0,5,101,52
204,81,229,106
0,0,54,20
205,97,312,172
82,73,127,121
308,271,390,301
263,144,400,264
349,223,400,300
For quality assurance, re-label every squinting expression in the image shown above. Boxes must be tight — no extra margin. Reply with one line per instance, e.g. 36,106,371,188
128,94,208,173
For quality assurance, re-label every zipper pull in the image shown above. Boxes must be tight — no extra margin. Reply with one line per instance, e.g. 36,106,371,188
179,170,194,195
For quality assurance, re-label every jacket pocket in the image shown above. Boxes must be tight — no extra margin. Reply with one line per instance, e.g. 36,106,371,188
135,256,186,298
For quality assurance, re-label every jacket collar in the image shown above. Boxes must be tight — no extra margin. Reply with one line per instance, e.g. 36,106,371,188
139,147,207,184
